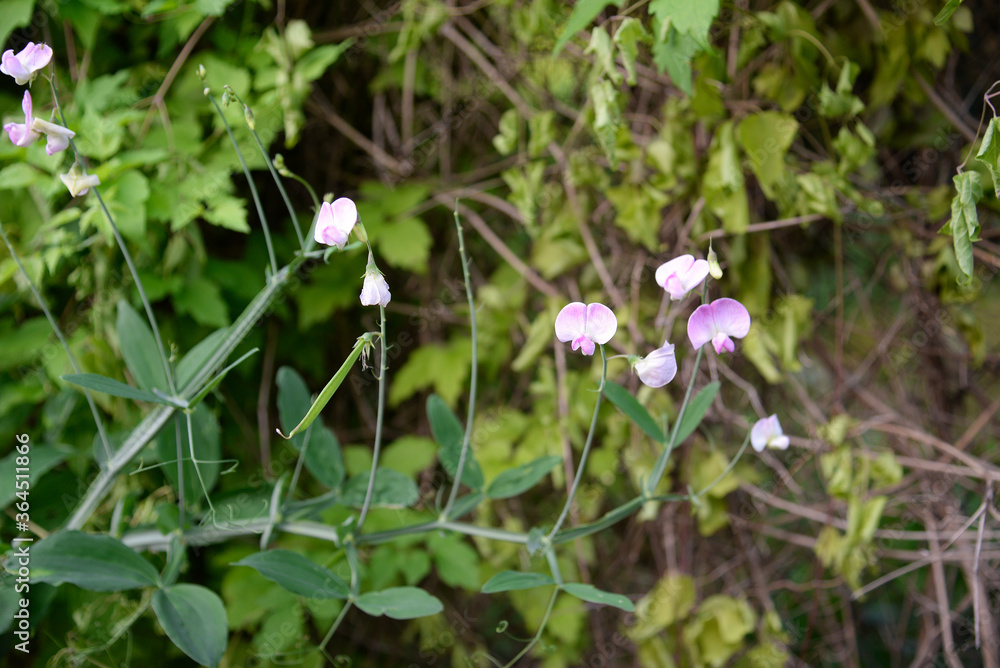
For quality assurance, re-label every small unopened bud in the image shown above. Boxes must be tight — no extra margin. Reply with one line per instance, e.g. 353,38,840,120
354,220,369,244
221,89,231,107
707,244,723,280
203,87,210,96
197,64,206,81
243,105,255,130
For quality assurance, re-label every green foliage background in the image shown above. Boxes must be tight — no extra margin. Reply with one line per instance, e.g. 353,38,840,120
2,0,1000,666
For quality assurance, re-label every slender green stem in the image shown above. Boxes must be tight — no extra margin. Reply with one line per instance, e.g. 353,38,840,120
548,345,607,540
206,93,278,276
436,520,529,544
443,207,478,518
319,600,353,651
0,222,113,461
356,304,388,533
174,422,185,529
544,547,563,585
49,76,177,399
185,410,216,517
691,431,751,500
645,343,706,496
502,588,559,668
286,421,314,504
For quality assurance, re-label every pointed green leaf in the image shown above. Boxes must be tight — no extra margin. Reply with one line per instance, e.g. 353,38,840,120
62,373,175,406
562,583,634,611
553,0,624,56
603,381,667,443
942,171,983,279
481,570,556,593
649,0,720,43
486,455,563,499
233,549,349,599
341,468,418,508
0,445,69,510
355,587,443,620
30,531,160,591
117,299,169,391
304,426,346,490
673,381,720,446
933,0,964,25
976,117,1000,198
427,394,483,490
276,366,313,450
152,584,227,667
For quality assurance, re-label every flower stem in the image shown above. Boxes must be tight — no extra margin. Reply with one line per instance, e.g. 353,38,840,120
319,600,353,651
443,206,478,519
548,345,607,540
691,431,751,500
645,344,705,496
206,92,278,277
356,304,388,533
0,222,114,461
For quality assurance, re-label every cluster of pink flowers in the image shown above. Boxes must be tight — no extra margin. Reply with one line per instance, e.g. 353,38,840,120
2,42,100,196
555,252,788,449
312,196,390,307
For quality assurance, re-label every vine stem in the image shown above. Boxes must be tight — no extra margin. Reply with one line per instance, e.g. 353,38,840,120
502,588,559,668
318,600,353,651
443,205,478,519
206,92,278,277
356,303,388,533
645,343,706,496
548,345,607,540
0,222,113,461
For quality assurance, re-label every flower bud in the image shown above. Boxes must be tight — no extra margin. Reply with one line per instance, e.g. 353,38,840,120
707,245,723,280
197,64,206,80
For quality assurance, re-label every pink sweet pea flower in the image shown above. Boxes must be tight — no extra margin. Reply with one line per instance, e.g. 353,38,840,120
687,298,751,354
3,91,40,147
1,42,53,86
31,118,75,154
314,197,357,248
632,342,677,388
655,255,710,300
751,414,790,452
555,302,617,356
360,263,391,307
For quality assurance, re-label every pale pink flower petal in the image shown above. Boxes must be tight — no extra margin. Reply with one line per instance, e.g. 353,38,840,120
0,43,53,85
634,342,677,388
331,197,358,237
655,255,710,300
687,298,751,354
4,91,40,147
555,301,617,356
585,302,617,344
313,197,358,248
751,414,789,452
31,118,75,154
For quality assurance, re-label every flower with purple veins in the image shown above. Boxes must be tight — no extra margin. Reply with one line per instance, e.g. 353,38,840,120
687,297,751,354
655,255,710,301
555,302,617,356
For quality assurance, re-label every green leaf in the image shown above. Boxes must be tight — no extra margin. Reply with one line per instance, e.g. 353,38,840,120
652,28,700,94
649,0,720,43
627,573,696,640
426,394,484,490
389,339,473,407
562,583,634,612
0,0,35,51
486,455,563,499
355,587,444,620
155,405,221,505
613,18,649,86
0,444,69,509
174,277,229,328
203,195,250,233
0,163,46,190
0,317,52,370
117,299,169,391
552,0,624,56
673,381,720,446
736,112,799,199
933,0,964,25
29,531,160,591
603,381,667,444
942,171,983,279
233,550,349,599
176,328,229,389
341,469,419,508
976,117,1000,198
152,584,228,667
304,426,346,490
62,373,176,406
377,217,433,274
428,533,480,590
276,366,314,451
295,42,353,82
481,570,556,593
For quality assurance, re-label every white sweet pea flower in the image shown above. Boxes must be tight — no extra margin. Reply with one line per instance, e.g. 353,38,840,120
60,164,100,197
1,42,53,86
655,254,710,300
750,414,790,452
360,262,390,307
31,117,74,155
631,342,677,388
314,197,358,248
